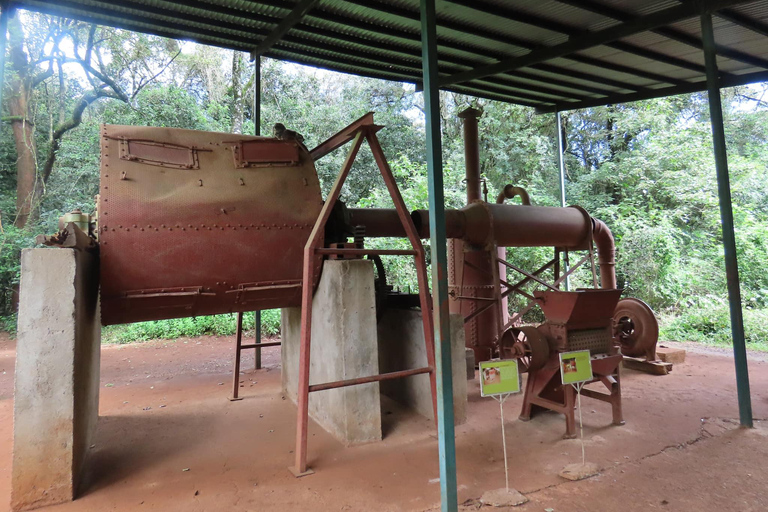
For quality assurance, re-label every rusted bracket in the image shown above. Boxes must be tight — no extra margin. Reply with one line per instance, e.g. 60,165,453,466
309,112,376,161
36,222,97,252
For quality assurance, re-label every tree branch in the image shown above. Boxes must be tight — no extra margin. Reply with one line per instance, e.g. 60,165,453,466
40,87,119,184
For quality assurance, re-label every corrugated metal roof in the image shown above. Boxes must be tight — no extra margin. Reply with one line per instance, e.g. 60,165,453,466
11,0,768,112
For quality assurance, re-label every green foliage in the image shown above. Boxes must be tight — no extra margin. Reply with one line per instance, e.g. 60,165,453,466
3,14,768,349
102,310,281,344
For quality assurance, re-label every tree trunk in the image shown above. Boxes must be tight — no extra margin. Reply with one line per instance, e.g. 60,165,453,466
8,15,38,228
231,51,244,134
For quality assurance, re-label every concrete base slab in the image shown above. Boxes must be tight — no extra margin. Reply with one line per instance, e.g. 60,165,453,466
12,248,100,511
288,466,315,478
480,488,528,507
658,346,686,364
622,357,672,375
559,462,600,481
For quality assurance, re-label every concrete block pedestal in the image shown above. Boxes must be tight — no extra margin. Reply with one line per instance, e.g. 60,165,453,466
12,248,100,511
282,259,382,445
378,310,467,425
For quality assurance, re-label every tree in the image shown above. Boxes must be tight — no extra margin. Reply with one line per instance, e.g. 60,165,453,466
3,12,178,227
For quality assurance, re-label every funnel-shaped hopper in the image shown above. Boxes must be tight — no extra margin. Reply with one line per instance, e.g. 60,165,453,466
534,289,622,326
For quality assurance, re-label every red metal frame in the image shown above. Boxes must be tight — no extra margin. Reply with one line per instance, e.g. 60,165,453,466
292,124,437,476
230,311,280,401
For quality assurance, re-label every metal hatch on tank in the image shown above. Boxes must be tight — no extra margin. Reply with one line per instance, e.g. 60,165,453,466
97,124,324,325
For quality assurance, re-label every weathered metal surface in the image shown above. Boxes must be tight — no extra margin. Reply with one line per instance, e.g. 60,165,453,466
516,289,625,438
614,297,659,360
98,124,323,325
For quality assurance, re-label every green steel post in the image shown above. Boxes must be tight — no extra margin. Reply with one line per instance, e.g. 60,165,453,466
701,13,753,428
555,111,570,291
420,0,458,510
254,56,261,136
0,2,9,117
253,55,262,369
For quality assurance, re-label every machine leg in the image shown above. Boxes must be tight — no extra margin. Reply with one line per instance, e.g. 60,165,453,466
255,310,262,370
611,373,625,426
229,312,244,401
518,373,534,421
563,384,577,439
292,251,315,477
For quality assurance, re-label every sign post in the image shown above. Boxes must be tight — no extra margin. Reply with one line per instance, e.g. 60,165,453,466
478,360,527,507
558,350,599,480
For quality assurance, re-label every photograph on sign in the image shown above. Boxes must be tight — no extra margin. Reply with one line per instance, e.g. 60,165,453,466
559,350,594,385
479,359,520,397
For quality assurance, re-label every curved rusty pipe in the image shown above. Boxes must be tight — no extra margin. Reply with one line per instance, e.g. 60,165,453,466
496,185,531,205
591,217,617,290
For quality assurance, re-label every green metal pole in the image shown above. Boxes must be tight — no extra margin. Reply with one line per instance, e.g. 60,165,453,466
701,13,753,428
419,1,458,510
555,111,570,291
253,55,263,369
0,2,10,118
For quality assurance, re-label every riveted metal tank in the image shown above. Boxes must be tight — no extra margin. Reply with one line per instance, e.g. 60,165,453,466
98,125,323,325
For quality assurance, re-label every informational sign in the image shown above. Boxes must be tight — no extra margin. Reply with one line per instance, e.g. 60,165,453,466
559,350,594,385
479,359,520,397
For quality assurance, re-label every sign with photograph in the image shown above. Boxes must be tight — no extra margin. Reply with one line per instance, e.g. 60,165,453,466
559,350,594,385
479,359,520,397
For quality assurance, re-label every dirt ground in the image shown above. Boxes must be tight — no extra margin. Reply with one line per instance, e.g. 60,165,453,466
0,334,767,512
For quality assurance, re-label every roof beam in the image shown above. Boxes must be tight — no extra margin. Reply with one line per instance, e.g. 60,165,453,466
536,68,768,113
717,7,768,37
447,0,711,74
20,0,565,105
439,0,755,87
336,0,664,90
554,0,768,70
251,0,320,58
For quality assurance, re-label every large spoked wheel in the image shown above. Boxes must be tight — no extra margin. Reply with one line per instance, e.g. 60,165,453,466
613,297,659,360
500,326,549,373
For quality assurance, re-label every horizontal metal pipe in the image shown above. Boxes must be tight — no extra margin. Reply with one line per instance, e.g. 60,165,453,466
308,366,432,392
347,208,409,238
349,205,616,289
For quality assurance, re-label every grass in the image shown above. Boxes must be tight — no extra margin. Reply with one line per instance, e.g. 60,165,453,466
101,309,281,344
3,304,768,352
659,305,768,352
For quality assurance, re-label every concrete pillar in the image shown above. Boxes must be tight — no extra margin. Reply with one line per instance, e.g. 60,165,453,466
282,259,381,445
12,248,100,511
378,310,467,424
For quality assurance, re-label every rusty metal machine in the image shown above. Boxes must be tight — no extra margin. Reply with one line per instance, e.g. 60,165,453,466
502,289,625,438
42,109,660,444
96,125,323,325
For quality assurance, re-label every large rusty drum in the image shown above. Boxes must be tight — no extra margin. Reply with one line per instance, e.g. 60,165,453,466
98,125,323,325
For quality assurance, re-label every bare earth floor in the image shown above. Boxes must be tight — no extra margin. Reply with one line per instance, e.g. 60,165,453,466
0,334,767,512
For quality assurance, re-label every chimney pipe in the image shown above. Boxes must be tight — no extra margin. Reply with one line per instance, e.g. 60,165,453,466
458,107,483,204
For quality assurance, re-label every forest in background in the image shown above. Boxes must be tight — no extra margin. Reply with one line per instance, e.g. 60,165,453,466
2,12,768,347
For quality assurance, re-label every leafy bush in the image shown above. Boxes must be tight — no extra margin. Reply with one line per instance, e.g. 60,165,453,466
660,301,768,350
102,309,282,344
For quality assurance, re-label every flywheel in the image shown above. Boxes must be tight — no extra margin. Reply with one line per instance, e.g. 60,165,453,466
500,326,550,372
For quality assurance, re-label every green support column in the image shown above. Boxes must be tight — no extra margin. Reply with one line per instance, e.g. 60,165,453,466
253,55,263,368
555,111,570,290
419,1,458,511
701,13,753,428
0,2,9,116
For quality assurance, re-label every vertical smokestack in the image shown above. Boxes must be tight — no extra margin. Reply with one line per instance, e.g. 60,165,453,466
458,107,483,204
